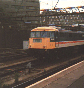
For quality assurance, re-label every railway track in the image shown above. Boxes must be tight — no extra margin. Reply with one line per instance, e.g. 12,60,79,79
9,54,84,88
0,57,37,77
0,53,28,62
0,48,84,88
0,49,31,63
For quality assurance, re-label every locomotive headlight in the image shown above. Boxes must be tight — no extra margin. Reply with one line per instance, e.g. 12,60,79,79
29,44,31,48
43,45,46,49
43,46,45,49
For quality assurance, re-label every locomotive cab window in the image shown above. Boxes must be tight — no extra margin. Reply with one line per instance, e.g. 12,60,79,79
31,32,35,38
31,31,40,38
41,31,49,37
31,31,49,38
36,31,40,37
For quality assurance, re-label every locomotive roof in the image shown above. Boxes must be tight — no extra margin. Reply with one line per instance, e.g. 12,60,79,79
31,27,58,31
31,27,84,34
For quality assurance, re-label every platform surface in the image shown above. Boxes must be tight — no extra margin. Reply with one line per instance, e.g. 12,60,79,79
26,60,84,88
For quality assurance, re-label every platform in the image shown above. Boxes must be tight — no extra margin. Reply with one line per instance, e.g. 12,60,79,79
26,60,84,88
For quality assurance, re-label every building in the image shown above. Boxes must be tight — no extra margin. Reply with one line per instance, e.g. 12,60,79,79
40,10,84,27
0,0,40,49
0,0,40,30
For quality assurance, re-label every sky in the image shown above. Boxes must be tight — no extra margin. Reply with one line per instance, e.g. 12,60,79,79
40,0,84,9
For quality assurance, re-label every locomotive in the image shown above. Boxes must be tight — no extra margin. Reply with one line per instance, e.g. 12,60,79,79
28,26,84,58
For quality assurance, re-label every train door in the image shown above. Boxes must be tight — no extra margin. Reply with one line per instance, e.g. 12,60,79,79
50,31,55,42
49,31,55,49
55,31,59,48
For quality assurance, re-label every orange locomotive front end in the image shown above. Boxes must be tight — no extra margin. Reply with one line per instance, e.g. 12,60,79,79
29,27,58,50
28,26,58,57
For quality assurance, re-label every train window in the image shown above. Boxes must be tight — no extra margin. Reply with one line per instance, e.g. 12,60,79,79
50,32,54,38
36,32,40,37
79,34,81,37
33,39,42,42
41,31,48,37
69,33,72,37
59,32,65,37
30,32,35,38
82,35,84,37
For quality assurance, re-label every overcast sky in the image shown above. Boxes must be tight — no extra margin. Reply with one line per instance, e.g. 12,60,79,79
40,0,84,9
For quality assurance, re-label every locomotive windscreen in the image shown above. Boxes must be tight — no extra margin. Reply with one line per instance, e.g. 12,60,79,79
30,31,55,38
